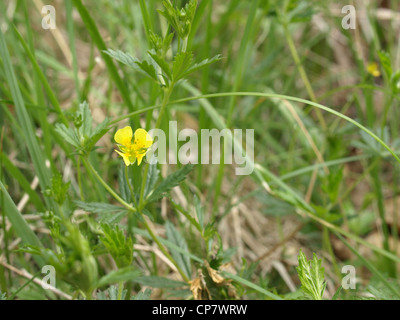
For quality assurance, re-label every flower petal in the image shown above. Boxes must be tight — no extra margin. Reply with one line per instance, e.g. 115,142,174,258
114,126,133,146
136,153,145,166
115,149,135,166
133,128,153,149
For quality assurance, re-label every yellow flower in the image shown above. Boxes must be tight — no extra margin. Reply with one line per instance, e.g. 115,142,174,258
367,62,381,77
114,126,153,166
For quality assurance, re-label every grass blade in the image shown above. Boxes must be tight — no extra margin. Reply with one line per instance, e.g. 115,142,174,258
0,181,44,266
0,27,53,203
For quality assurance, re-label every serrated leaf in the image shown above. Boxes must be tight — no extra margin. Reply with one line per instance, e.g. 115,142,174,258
103,49,140,70
165,221,191,279
85,117,110,152
180,54,222,79
74,201,126,215
172,51,193,81
96,285,127,300
134,276,188,288
99,223,134,268
135,60,158,82
148,50,172,80
55,123,80,148
78,101,92,139
96,267,141,288
378,50,392,79
296,250,326,300
131,288,152,300
146,164,194,203
50,172,70,205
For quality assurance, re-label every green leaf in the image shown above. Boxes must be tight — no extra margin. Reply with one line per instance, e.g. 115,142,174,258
99,223,133,268
332,285,343,300
134,276,188,288
96,285,127,300
85,117,110,152
0,181,44,266
50,172,70,205
157,0,198,39
336,233,400,298
172,51,193,81
0,28,53,198
256,192,294,216
72,0,136,113
165,221,191,279
78,101,92,139
146,164,194,203
148,50,172,80
180,54,222,79
74,201,126,215
55,123,80,149
103,49,140,69
118,163,131,203
55,101,110,154
143,156,160,198
221,271,283,300
0,153,45,211
131,288,152,300
378,50,392,79
96,267,141,288
74,201,128,225
296,249,326,300
135,60,158,82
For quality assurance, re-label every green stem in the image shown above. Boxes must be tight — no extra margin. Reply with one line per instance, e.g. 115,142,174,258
77,156,84,201
138,164,149,211
83,158,136,212
125,166,137,208
282,23,327,130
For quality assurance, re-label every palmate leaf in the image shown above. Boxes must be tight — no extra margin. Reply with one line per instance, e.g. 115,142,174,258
146,164,194,203
296,250,326,300
55,101,110,154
